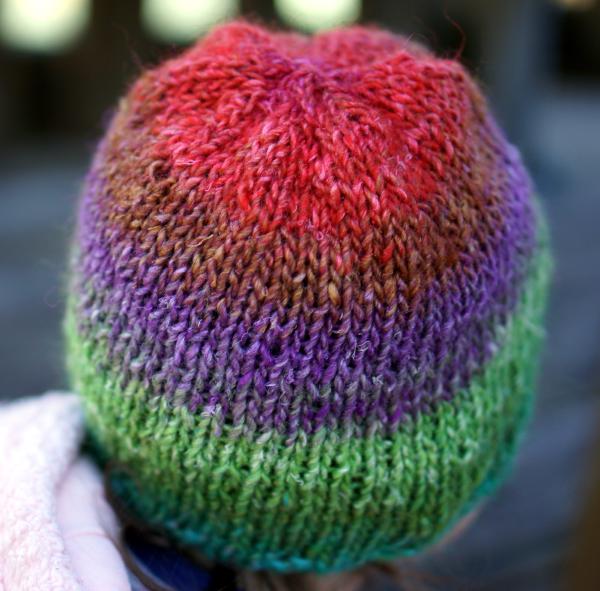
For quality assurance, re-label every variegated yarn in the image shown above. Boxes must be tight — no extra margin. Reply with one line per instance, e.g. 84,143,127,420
66,21,551,574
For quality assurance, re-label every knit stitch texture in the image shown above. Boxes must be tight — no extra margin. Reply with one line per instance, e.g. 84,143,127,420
66,21,552,573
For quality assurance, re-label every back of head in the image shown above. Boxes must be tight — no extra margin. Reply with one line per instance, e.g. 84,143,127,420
65,19,551,580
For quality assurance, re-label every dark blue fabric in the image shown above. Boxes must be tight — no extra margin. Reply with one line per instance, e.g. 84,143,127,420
123,526,242,591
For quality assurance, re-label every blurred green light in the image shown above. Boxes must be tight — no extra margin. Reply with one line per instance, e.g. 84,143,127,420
274,0,361,32
142,0,240,44
0,0,90,52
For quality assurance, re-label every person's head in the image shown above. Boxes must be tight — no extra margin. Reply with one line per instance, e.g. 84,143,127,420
65,19,551,590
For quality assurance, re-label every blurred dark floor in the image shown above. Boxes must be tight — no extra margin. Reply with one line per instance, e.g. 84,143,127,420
0,140,86,395
0,84,599,591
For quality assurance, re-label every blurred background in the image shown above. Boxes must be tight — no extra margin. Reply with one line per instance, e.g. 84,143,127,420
0,0,599,589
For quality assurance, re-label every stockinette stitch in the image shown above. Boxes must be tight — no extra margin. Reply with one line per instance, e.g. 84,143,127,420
65,20,552,574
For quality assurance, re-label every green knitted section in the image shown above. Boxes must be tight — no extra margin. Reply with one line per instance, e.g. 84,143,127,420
65,236,550,573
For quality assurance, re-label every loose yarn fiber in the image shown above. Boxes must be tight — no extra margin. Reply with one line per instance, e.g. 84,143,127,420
66,21,551,573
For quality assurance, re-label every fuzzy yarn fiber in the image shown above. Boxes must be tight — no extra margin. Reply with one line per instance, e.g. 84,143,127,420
66,21,551,574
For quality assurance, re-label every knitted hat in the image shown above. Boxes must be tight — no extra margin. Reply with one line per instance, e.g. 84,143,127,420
66,21,551,574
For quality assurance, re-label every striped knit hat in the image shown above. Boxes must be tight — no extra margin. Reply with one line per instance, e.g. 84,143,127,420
66,21,551,574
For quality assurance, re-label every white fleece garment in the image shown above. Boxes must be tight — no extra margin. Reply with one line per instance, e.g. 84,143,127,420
0,393,131,591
